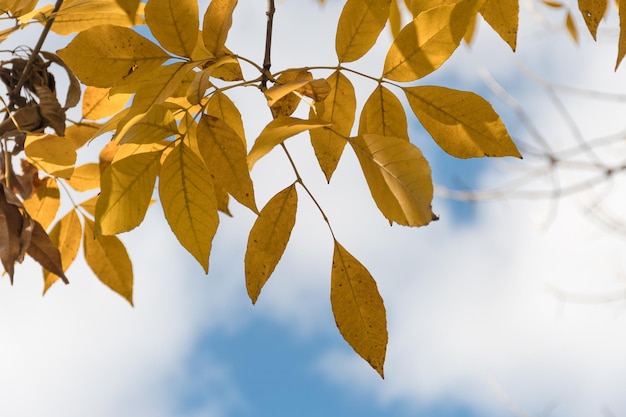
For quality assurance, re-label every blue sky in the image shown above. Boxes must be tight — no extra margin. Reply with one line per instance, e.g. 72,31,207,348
3,1,626,417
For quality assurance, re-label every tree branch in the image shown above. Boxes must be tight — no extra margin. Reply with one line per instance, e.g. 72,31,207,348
261,0,275,90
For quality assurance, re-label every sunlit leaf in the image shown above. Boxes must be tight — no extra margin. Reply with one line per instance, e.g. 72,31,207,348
66,163,101,192
383,0,484,81
50,0,141,35
115,0,141,22
25,134,77,179
264,70,313,107
66,123,100,149
202,0,238,57
82,87,131,120
331,240,387,378
159,142,218,273
389,0,403,38
207,91,246,145
310,71,356,182
335,0,391,63
22,177,60,230
480,0,518,51
44,210,82,294
84,217,133,305
118,104,179,144
197,115,257,212
248,117,331,169
245,183,297,304
145,0,198,57
359,85,409,141
57,25,169,88
96,150,162,235
578,0,608,40
404,85,521,158
351,134,435,226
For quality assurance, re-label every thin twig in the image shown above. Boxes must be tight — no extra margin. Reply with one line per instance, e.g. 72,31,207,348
261,0,275,90
13,0,64,96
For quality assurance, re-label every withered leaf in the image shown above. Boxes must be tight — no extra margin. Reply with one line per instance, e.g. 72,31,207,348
27,220,68,284
33,84,66,136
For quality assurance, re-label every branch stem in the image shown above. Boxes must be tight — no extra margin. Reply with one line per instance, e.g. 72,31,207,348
261,0,275,90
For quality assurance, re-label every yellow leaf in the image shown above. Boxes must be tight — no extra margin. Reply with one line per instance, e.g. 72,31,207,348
566,11,579,44
207,91,246,145
95,150,162,235
331,241,387,378
480,0,518,51
145,0,198,57
264,70,313,107
618,0,626,68
44,210,82,294
84,217,133,305
115,0,141,22
389,0,403,38
210,50,243,81
245,183,297,304
4,0,38,16
185,54,237,104
66,123,100,149
80,195,98,216
202,0,238,57
463,12,478,44
215,185,232,216
578,0,608,40
197,115,258,213
383,0,485,81
359,85,409,140
159,142,218,273
82,87,131,120
248,117,331,170
404,85,521,158
23,178,60,230
66,163,100,192
310,71,356,182
351,134,435,226
335,0,391,63
118,104,179,144
57,25,169,88
25,134,76,179
50,0,141,35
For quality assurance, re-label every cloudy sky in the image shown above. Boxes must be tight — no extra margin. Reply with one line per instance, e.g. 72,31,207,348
3,1,626,416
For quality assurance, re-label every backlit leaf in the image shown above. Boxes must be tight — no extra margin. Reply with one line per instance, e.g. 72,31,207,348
22,177,60,230
115,0,140,22
57,25,169,88
383,0,484,81
264,70,313,107
202,0,238,57
27,221,67,285
197,115,257,212
82,87,131,120
480,0,518,51
43,210,82,293
389,0,403,38
578,0,608,40
66,163,101,192
84,217,133,305
617,0,626,68
245,183,297,304
50,0,140,35
351,134,435,226
145,0,198,57
96,150,162,235
331,241,387,378
118,104,179,144
159,142,218,273
359,85,409,140
310,71,356,182
207,91,246,145
335,0,391,63
66,123,100,149
25,134,77,179
404,85,521,158
248,117,331,170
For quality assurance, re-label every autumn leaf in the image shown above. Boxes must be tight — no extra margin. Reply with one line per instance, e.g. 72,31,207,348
245,183,297,304
331,240,387,378
206,91,246,145
25,134,77,179
27,221,68,285
480,0,518,51
82,87,131,120
359,85,409,141
51,0,141,35
57,25,170,88
248,117,331,169
0,187,25,281
350,134,436,227
578,0,608,40
96,150,162,235
44,210,82,293
310,71,356,182
404,85,521,158
145,0,198,57
84,217,133,305
66,163,101,192
617,0,626,69
117,104,179,145
22,177,60,230
197,115,258,213
335,0,391,63
159,142,218,273
203,0,238,57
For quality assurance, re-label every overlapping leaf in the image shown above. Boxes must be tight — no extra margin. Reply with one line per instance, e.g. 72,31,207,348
245,183,297,304
197,115,257,212
66,163,101,192
404,85,521,158
96,150,162,235
50,0,141,35
206,91,246,144
331,241,387,378
44,210,82,293
159,142,218,273
145,0,198,57
350,134,435,226
22,177,60,229
84,217,133,305
202,0,238,57
118,104,179,145
359,85,409,141
25,134,77,179
27,221,68,285
310,71,356,182
335,0,391,63
82,87,131,120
